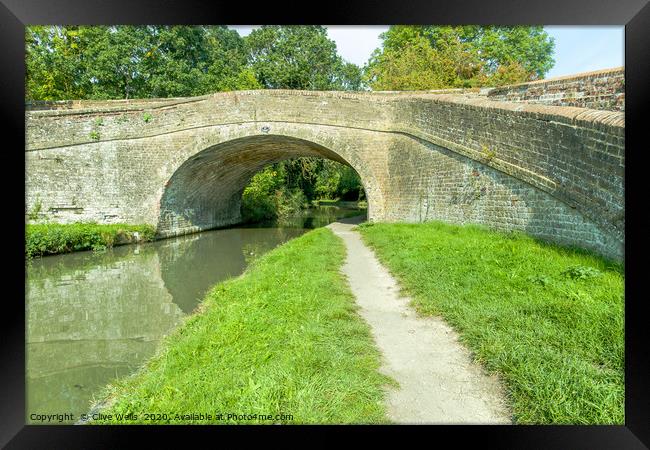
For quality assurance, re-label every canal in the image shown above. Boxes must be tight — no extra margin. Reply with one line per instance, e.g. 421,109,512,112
25,204,365,424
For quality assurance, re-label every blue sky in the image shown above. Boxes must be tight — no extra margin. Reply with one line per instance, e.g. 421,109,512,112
543,26,623,77
230,25,624,79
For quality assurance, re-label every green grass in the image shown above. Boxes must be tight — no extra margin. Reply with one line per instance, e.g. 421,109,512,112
26,222,156,258
91,228,393,424
357,221,624,425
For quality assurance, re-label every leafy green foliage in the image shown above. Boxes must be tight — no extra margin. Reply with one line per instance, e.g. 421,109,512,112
91,228,393,424
26,25,368,101
365,25,555,90
140,26,261,97
359,222,623,424
241,166,300,223
27,24,555,98
246,26,363,90
26,223,156,258
366,32,481,90
26,26,261,101
241,158,364,223
26,26,90,100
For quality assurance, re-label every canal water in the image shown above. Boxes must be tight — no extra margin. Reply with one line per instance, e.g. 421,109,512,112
25,205,365,424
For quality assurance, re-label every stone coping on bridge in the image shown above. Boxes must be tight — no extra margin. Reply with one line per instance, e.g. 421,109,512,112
484,67,625,112
491,66,623,88
25,89,478,113
26,88,623,132
26,66,625,117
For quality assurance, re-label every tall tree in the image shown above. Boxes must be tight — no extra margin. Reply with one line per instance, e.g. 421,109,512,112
245,25,363,90
365,25,555,90
141,26,259,97
26,26,96,100
365,32,481,90
25,25,260,101
83,26,153,99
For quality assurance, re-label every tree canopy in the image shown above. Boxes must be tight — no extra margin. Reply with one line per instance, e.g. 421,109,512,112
365,25,555,90
26,25,260,101
26,25,557,100
26,25,367,101
245,25,363,91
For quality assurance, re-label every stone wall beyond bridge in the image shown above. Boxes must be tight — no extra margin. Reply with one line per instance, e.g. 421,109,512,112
485,67,625,111
25,70,625,260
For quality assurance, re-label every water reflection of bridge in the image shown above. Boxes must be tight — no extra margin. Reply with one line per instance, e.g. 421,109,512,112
26,225,306,420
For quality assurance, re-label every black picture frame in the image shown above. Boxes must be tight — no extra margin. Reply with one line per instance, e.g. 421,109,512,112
2,0,648,447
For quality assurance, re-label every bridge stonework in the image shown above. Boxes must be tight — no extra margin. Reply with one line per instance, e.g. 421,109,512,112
26,73,625,260
485,67,625,112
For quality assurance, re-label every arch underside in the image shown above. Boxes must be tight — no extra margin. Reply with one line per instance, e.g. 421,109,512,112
157,134,356,237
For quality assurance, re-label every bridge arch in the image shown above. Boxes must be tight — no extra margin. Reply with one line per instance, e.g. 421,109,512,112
155,130,382,237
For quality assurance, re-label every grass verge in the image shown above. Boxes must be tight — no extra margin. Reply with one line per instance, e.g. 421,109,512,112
25,223,156,258
91,227,392,424
357,221,624,424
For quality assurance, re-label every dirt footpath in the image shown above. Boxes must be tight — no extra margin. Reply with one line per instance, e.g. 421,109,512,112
327,219,512,424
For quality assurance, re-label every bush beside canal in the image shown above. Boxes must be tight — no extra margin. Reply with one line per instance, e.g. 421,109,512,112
26,223,156,258
241,159,365,224
90,228,393,424
358,221,624,424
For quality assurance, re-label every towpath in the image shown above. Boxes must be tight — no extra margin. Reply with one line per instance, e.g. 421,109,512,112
327,218,511,424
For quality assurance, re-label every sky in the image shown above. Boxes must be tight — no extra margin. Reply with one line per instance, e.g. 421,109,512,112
230,25,624,79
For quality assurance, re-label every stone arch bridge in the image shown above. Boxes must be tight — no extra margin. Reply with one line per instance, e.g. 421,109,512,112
26,69,625,260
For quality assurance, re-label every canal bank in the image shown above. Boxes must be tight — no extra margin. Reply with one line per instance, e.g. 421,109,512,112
26,204,366,424
27,210,623,424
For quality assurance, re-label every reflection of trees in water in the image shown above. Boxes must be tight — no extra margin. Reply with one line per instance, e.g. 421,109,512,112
27,251,182,345
242,241,274,265
159,228,307,313
241,228,307,265
154,232,202,267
